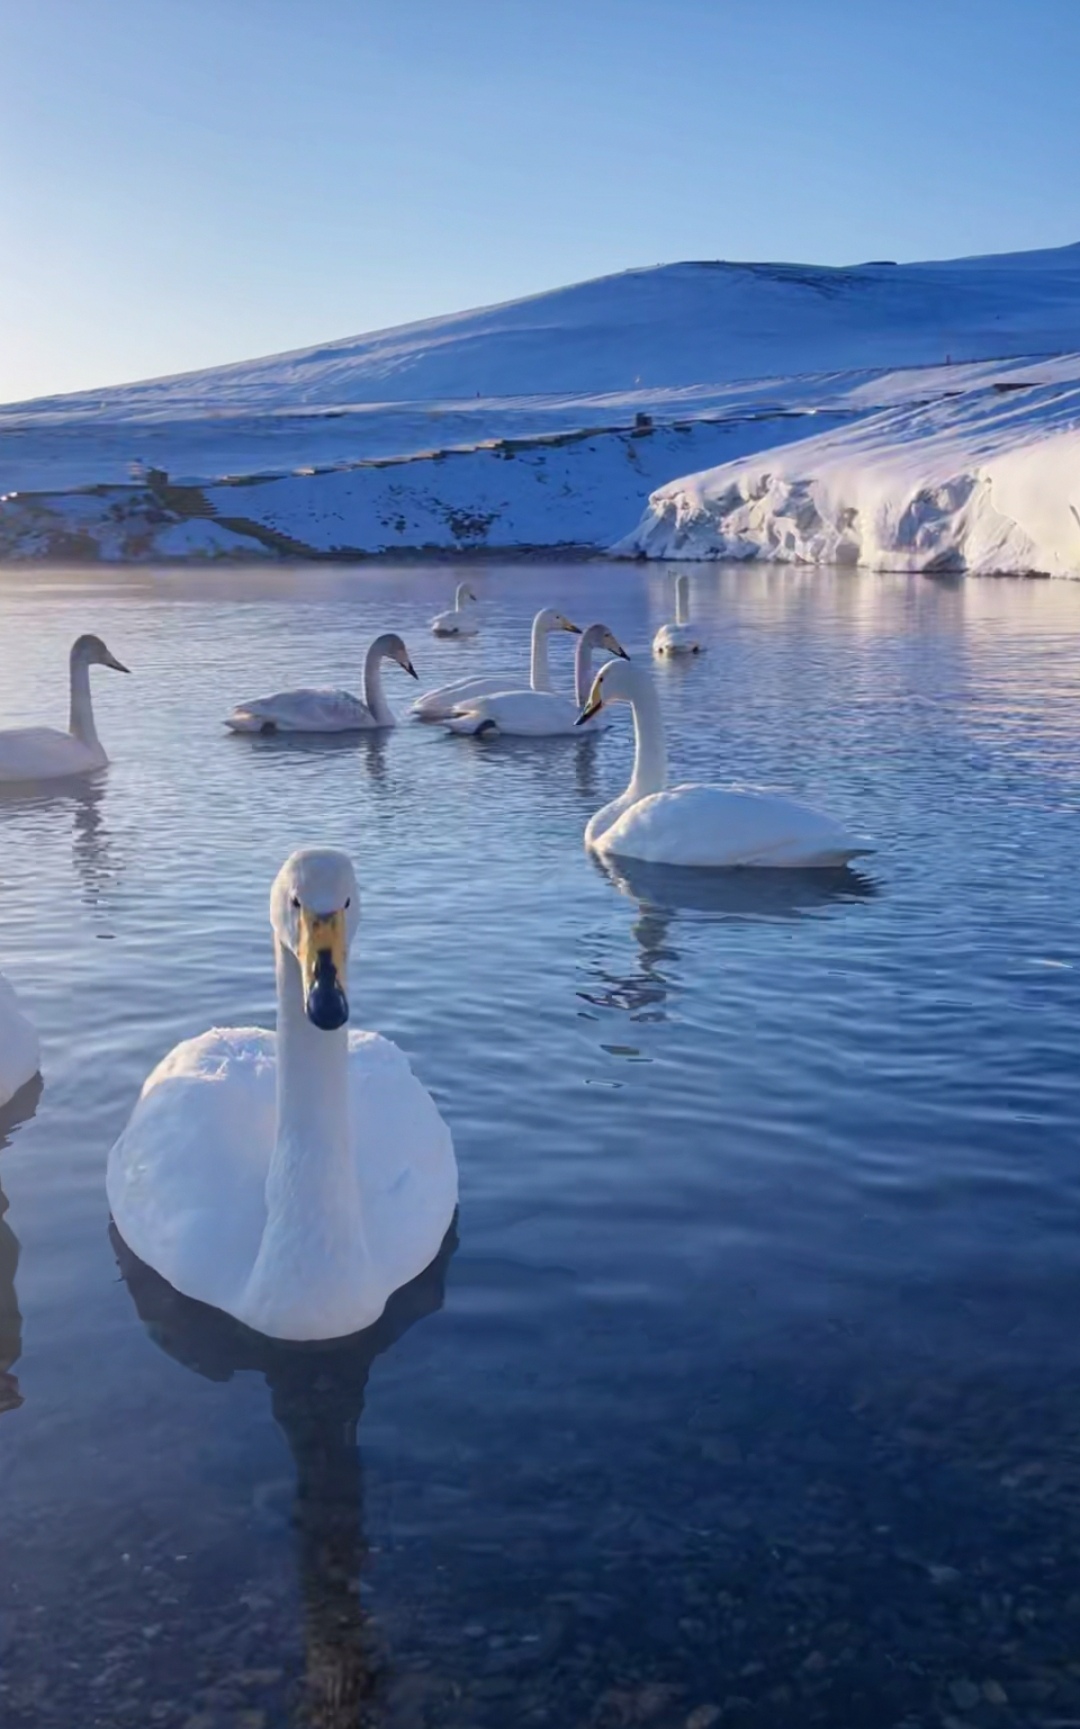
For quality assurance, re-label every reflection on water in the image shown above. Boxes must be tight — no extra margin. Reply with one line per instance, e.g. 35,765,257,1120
4,562,1080,1727
113,1221,457,1728
0,774,121,909
0,1076,43,1417
596,852,878,921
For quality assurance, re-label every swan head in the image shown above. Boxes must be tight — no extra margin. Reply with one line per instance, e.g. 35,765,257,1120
371,633,418,680
455,584,478,606
576,656,648,724
582,623,629,660
71,634,129,674
537,608,582,636
271,849,359,1032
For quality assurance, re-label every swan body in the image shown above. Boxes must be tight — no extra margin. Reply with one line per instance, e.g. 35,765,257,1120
225,634,417,733
0,975,40,1108
107,849,457,1342
578,661,869,869
411,608,580,721
0,635,129,784
429,584,479,637
444,624,628,737
653,574,704,657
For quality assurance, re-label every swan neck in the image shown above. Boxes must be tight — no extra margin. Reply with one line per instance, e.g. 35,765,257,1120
675,575,689,627
454,583,469,611
69,651,99,747
574,630,595,708
363,643,395,727
529,616,554,693
269,941,356,1220
628,680,668,802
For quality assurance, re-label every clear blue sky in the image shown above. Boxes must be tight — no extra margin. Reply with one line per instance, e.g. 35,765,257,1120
2,0,1078,404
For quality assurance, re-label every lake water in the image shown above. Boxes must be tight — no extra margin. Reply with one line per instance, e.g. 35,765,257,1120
2,560,1080,1729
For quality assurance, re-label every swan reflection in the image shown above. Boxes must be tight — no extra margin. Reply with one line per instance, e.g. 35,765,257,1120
0,1075,43,1417
580,860,876,1021
111,1221,457,1724
0,775,121,908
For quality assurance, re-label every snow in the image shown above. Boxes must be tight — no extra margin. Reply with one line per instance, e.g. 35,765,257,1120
617,356,1080,577
2,241,1080,567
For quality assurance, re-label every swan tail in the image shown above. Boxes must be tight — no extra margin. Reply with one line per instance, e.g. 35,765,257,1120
443,713,498,737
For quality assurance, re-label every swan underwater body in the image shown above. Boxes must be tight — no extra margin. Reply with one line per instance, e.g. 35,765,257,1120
429,584,479,637
107,848,458,1342
410,608,581,721
653,573,704,657
0,975,40,1109
577,660,870,869
224,634,418,734
443,623,628,737
0,635,129,784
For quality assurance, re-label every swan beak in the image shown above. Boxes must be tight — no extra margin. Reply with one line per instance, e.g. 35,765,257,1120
562,619,583,634
404,659,418,680
610,638,629,660
299,908,349,1031
105,652,130,673
576,695,603,726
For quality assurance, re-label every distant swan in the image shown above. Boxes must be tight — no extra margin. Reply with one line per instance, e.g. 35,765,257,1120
224,634,418,733
653,573,704,656
410,608,580,721
444,624,628,736
577,660,869,868
0,975,40,1108
107,848,458,1342
429,584,479,637
0,635,129,783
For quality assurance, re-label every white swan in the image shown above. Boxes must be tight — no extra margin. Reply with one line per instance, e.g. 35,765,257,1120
443,624,628,736
410,608,581,721
0,635,129,784
653,573,704,657
0,975,40,1108
429,584,479,637
577,661,870,868
224,634,418,733
107,847,457,1342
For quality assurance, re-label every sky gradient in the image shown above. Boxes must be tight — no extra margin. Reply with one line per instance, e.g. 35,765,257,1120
3,0,1079,404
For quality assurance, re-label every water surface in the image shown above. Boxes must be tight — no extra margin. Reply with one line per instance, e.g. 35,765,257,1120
2,561,1080,1729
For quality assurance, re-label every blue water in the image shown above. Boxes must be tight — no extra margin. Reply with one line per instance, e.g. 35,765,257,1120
2,561,1080,1728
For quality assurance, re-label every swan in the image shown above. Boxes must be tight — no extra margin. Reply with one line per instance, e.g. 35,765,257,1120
0,634,129,783
443,623,629,736
410,608,581,721
653,573,704,657
0,975,40,1109
429,584,479,637
107,847,457,1342
224,634,418,733
576,660,870,868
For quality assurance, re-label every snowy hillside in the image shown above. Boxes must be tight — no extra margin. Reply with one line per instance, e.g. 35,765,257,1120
618,355,1080,577
3,242,1080,566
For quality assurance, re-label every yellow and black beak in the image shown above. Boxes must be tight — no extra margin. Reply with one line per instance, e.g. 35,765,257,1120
576,677,604,726
297,907,349,1031
403,658,418,680
610,638,630,661
562,619,583,635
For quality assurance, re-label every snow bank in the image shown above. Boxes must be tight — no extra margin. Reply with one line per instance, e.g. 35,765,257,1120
617,366,1080,578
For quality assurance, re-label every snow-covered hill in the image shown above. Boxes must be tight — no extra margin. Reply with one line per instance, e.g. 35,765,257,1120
3,242,1080,567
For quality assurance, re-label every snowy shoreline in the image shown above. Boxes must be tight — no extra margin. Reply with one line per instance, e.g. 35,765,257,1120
4,243,1080,572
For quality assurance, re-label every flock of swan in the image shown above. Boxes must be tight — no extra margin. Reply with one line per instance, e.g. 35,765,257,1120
0,578,869,1343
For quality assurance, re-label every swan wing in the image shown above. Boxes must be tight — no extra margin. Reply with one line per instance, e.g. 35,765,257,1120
0,726,102,782
443,690,598,737
410,672,520,720
225,688,373,733
430,611,479,636
599,784,870,868
652,624,704,656
106,1028,276,1313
